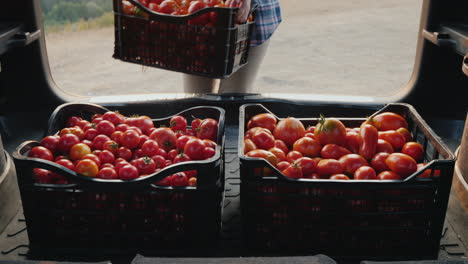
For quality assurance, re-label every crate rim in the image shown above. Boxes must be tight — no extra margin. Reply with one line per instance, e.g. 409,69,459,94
120,0,241,22
238,103,455,184
13,103,225,189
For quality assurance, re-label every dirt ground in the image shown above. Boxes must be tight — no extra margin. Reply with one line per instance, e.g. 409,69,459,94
45,0,422,97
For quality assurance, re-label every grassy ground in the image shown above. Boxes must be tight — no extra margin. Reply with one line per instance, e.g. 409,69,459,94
44,11,114,34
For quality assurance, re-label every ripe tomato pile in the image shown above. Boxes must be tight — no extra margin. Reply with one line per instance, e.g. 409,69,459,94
29,111,219,186
244,112,437,180
121,0,253,26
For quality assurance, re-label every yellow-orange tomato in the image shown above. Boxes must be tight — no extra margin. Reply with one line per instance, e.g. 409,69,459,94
75,159,99,177
69,143,91,160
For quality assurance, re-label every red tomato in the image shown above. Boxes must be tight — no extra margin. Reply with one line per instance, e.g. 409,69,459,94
171,172,189,186
33,168,53,184
174,152,192,163
103,111,124,125
377,171,402,180
188,177,197,186
92,134,111,150
244,139,257,154
117,147,132,161
97,167,118,179
397,127,412,142
132,149,145,160
150,128,177,152
133,116,154,135
159,0,180,13
316,159,343,178
385,153,417,178
138,134,149,148
197,118,218,141
293,137,322,157
70,127,85,140
358,123,378,160
170,115,187,131
98,150,115,164
314,117,347,146
274,139,289,154
84,128,99,141
188,1,209,24
184,138,206,160
116,124,129,132
376,139,394,153
338,154,368,175
102,140,119,154
345,131,360,153
276,161,290,171
82,154,101,168
151,155,166,169
58,134,80,153
191,118,202,130
304,133,316,140
114,159,130,172
75,159,99,177
282,162,303,179
273,117,306,147
247,113,277,132
417,163,436,178
140,140,159,157
69,143,91,160
330,174,350,180
401,142,424,162
378,130,406,150
66,116,82,127
176,135,194,150
167,149,179,161
100,163,114,169
370,152,391,172
110,131,123,144
135,157,157,174
96,120,115,136
268,147,286,162
55,159,75,171
119,164,139,180
203,147,216,159
156,148,168,159
295,157,317,175
78,120,92,130
286,150,303,163
203,139,217,148
29,146,54,162
120,130,140,149
245,149,278,167
245,127,271,139
251,129,275,150
155,175,171,186
40,136,60,154
371,112,408,131
354,166,377,180
320,144,351,159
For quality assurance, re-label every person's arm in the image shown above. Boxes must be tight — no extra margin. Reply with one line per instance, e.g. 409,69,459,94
226,0,252,23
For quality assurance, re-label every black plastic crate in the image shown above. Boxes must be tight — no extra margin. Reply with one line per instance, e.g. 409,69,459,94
239,103,455,260
12,103,225,255
112,0,254,78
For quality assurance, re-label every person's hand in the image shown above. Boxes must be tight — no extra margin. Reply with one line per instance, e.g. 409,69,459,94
226,0,251,23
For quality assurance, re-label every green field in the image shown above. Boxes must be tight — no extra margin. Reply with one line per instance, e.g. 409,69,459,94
42,0,114,32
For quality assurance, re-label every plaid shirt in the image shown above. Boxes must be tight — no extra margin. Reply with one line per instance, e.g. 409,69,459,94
250,0,282,46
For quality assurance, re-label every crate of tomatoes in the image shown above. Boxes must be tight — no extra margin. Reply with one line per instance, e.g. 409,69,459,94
13,103,225,255
239,103,455,260
113,0,254,78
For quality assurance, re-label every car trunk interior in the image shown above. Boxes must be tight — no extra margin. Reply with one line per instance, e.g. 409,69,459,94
0,0,467,263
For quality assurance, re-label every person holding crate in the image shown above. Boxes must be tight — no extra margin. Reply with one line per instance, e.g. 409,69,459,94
183,0,282,93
